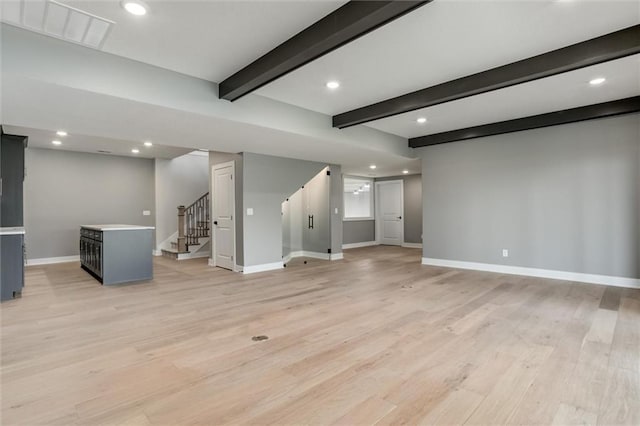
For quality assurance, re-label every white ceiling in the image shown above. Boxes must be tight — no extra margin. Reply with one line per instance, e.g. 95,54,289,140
54,0,345,82
368,54,640,138
255,0,640,131
2,125,194,159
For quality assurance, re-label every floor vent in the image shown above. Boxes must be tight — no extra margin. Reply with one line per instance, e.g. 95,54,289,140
1,0,115,49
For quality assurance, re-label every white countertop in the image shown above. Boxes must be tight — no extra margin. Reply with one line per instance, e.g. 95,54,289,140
0,227,25,235
81,225,155,231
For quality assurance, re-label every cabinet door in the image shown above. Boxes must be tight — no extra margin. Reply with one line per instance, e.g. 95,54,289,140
0,134,26,227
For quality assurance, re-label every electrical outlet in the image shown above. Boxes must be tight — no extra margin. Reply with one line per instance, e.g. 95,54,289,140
502,249,509,258
142,210,151,216
334,207,338,214
247,208,254,216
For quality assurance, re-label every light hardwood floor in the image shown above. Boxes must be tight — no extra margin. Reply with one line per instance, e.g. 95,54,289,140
2,246,639,425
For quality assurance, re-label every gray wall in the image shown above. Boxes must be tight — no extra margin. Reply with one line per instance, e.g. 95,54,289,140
209,151,244,265
377,174,423,244
24,148,155,259
420,114,640,279
343,220,375,244
155,152,209,249
242,152,327,267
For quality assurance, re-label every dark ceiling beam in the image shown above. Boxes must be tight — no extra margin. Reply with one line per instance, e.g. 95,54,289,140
219,1,430,102
334,25,640,128
409,96,640,148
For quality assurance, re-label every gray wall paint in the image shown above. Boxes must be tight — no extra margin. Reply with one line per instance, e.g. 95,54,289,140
377,174,423,244
343,220,375,244
242,152,326,267
420,114,640,279
24,148,155,259
209,151,243,265
155,152,209,248
329,165,343,254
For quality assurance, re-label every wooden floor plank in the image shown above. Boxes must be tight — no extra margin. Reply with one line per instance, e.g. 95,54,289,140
1,246,638,425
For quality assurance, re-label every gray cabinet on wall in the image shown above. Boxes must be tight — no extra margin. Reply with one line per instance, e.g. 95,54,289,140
0,129,27,301
0,131,27,227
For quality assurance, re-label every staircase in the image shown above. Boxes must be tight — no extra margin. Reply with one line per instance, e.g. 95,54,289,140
161,193,210,260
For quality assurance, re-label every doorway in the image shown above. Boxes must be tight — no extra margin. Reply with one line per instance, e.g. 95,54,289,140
212,161,235,270
375,180,404,246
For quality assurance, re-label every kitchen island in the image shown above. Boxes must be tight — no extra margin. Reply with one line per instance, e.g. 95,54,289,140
80,225,154,285
0,226,25,301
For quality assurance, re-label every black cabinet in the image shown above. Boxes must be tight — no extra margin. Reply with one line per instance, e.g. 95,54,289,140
0,131,27,227
0,128,27,301
80,228,104,282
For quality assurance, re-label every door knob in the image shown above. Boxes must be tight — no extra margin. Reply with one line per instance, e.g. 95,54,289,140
213,221,218,225
397,216,402,219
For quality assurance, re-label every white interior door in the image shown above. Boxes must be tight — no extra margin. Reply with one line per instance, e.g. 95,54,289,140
376,180,404,246
212,162,235,270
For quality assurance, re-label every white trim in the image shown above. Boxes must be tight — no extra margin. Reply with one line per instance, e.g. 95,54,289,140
27,255,79,266
330,253,344,260
208,258,215,267
422,258,640,289
402,242,422,249
375,180,404,246
243,262,284,274
212,161,236,272
343,175,374,221
283,251,335,263
153,250,162,256
342,241,377,249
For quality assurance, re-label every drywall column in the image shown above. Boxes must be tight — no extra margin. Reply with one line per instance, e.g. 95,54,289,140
242,152,326,270
328,165,343,256
419,113,639,280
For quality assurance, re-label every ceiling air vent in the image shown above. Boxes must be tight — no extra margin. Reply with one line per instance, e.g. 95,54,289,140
1,0,114,49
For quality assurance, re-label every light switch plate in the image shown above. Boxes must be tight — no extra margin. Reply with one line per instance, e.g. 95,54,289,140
247,208,254,216
143,210,151,216
334,208,339,214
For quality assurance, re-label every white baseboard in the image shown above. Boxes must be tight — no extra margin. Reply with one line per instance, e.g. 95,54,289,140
27,255,80,266
422,258,640,289
152,250,162,256
243,261,284,274
208,258,242,272
330,253,344,260
342,241,377,249
283,251,333,263
402,242,422,249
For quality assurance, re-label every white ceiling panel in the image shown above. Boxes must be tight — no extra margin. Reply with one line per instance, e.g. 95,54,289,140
367,54,640,138
59,0,346,82
255,0,640,116
2,125,194,159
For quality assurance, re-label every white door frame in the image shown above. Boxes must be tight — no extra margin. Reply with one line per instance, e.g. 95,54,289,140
211,161,237,271
375,180,404,246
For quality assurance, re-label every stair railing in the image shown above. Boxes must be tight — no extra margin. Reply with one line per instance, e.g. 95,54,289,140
178,193,209,250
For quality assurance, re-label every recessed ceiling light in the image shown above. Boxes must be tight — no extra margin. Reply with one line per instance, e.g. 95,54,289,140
369,164,377,169
122,0,148,16
416,117,427,124
326,81,340,90
52,140,62,146
402,170,409,174
144,141,153,147
131,148,140,154
56,130,67,136
589,77,606,86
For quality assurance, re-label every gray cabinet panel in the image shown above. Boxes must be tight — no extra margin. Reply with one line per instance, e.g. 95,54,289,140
0,234,24,301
